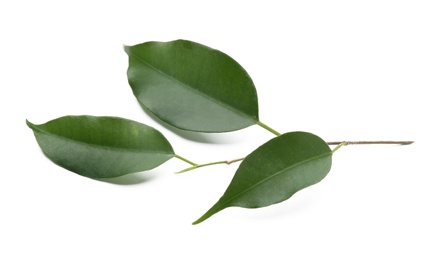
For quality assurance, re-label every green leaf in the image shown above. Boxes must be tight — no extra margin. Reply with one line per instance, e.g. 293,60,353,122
27,116,175,178
193,132,332,224
124,39,259,133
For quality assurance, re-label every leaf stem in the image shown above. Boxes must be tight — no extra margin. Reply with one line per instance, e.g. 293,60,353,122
174,154,197,166
176,158,244,174
257,121,281,136
176,140,413,173
332,142,348,153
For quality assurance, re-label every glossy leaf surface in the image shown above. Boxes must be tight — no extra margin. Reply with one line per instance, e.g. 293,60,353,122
125,39,259,132
194,132,332,224
27,116,175,178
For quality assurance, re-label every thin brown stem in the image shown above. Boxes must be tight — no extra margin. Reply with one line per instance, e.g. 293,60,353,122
327,141,414,145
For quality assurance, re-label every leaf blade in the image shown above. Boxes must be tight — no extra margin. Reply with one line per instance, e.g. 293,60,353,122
193,132,332,224
125,39,259,132
27,116,175,178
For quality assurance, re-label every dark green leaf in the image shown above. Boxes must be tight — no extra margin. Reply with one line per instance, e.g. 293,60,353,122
27,116,175,178
193,132,332,224
125,39,259,132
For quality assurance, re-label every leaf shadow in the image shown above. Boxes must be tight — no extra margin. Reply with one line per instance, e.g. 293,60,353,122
95,171,157,185
138,102,243,144
237,192,321,221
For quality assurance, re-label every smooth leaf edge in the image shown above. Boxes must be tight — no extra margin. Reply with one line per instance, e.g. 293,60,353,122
124,40,260,133
26,117,176,155
193,132,332,224
26,116,176,178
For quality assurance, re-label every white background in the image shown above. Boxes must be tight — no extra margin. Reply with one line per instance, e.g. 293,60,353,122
1,1,443,259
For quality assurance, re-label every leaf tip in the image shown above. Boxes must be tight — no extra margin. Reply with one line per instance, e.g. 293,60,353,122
192,203,225,225
192,216,206,225
26,119,35,129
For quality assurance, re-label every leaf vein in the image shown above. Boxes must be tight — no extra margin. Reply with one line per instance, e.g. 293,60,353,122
129,50,257,123
30,126,173,155
216,152,331,210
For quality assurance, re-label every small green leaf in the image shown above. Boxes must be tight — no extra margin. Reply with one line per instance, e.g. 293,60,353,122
27,116,175,178
125,39,259,132
193,132,332,224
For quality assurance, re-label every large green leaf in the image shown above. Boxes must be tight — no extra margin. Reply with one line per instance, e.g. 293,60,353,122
193,132,332,224
125,40,259,132
27,116,175,178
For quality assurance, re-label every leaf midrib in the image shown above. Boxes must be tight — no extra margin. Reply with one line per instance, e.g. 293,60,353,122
214,152,331,211
129,49,258,123
29,124,173,156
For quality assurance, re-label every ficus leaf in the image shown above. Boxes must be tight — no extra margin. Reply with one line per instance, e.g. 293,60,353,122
27,116,175,178
193,132,332,224
124,39,259,133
